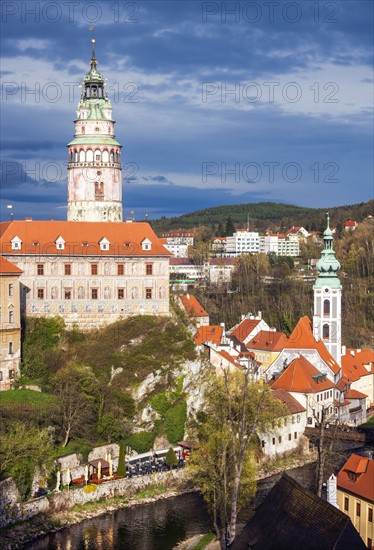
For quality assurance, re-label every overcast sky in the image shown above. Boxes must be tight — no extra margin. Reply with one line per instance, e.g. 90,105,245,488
1,0,373,221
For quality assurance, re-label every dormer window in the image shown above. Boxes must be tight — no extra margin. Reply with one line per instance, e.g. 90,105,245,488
99,237,110,251
11,236,22,250
55,236,65,250
141,238,152,251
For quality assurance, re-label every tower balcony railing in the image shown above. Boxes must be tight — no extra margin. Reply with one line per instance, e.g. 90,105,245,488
67,161,122,169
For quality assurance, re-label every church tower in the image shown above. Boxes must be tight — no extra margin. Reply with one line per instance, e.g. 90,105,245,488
67,37,122,222
313,214,342,365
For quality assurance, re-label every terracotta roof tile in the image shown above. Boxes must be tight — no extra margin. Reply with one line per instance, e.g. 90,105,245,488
0,220,171,257
194,325,223,346
0,256,23,274
337,454,374,502
345,389,368,400
245,330,288,352
271,388,306,414
286,317,340,375
342,349,374,381
180,294,208,318
272,355,335,393
229,319,262,342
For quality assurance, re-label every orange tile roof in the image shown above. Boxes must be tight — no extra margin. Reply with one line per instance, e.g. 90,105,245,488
245,330,288,352
272,355,335,393
194,325,223,346
337,454,374,502
345,389,368,400
0,220,171,257
0,256,23,274
180,294,208,318
286,317,340,375
271,388,306,414
229,319,262,342
217,350,244,369
342,349,374,381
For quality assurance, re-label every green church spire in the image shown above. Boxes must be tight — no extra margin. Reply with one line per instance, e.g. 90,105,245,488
313,213,342,289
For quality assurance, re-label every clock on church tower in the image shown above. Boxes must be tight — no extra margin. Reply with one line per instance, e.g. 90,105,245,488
67,36,123,222
313,214,342,365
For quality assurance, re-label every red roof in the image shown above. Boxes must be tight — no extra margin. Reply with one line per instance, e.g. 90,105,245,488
344,220,357,227
161,230,195,238
180,294,208,318
0,221,171,257
271,388,306,414
194,325,223,346
342,349,374,381
0,256,23,274
229,319,262,342
286,317,340,375
245,330,288,352
216,350,244,370
272,355,335,393
345,389,368,400
337,454,374,502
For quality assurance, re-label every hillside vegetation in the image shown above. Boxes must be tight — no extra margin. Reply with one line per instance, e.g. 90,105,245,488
149,200,373,233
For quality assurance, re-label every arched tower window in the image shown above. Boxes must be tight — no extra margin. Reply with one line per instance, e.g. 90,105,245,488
95,182,104,201
74,150,78,162
323,299,330,316
323,324,329,339
95,149,101,162
110,150,114,162
79,150,85,162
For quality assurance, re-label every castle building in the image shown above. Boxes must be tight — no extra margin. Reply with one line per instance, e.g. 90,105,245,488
0,39,170,331
67,38,122,223
313,214,342,365
0,257,22,390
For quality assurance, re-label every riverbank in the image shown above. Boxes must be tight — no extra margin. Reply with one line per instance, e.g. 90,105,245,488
0,453,317,550
0,471,194,550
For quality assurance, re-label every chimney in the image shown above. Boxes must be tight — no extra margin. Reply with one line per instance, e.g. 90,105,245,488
24,217,32,221
126,217,133,223
341,345,346,356
327,474,339,509
258,311,262,319
186,293,190,299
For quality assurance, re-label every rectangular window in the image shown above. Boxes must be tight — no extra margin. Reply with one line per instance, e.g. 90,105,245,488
9,370,15,379
146,263,153,276
91,264,98,275
0,372,2,381
9,342,13,354
91,288,98,300
145,288,152,299
37,264,44,276
8,283,13,296
64,264,71,276
356,502,361,517
9,311,14,324
369,508,373,522
368,538,372,550
278,436,282,444
288,434,291,441
37,288,44,300
64,289,72,300
344,497,349,511
272,438,275,445
118,288,125,299
117,264,124,276
294,432,297,439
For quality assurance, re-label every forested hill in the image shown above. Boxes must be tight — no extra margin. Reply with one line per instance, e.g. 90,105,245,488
149,200,373,233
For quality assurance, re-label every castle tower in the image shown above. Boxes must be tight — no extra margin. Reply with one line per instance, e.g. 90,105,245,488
313,214,342,365
67,37,122,222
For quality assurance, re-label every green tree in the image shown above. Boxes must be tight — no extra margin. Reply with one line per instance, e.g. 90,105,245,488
0,422,54,500
51,362,98,447
117,441,126,476
190,367,286,548
165,447,178,469
225,217,235,236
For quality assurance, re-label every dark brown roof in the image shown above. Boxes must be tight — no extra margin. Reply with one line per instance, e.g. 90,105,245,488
271,388,306,414
231,473,366,550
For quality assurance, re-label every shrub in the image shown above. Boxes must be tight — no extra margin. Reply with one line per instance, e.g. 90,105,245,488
124,431,156,454
164,402,187,444
165,447,178,469
117,441,126,477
